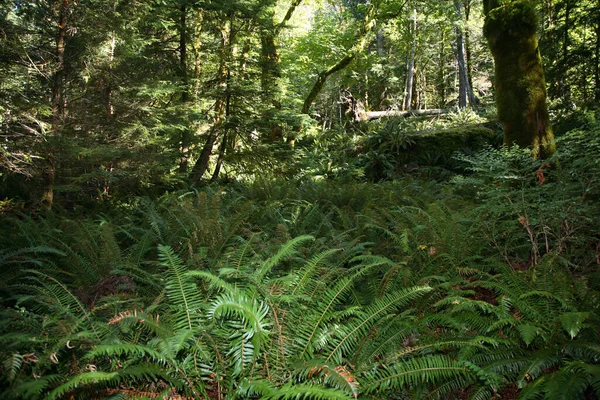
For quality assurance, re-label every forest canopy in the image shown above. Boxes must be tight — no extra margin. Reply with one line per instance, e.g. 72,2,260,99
1,0,599,399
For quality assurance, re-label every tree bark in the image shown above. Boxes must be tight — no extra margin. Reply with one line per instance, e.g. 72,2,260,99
454,1,476,108
178,4,191,174
302,1,378,114
438,30,447,107
190,19,232,184
594,11,600,102
464,0,474,91
404,8,417,110
483,0,555,158
43,0,69,210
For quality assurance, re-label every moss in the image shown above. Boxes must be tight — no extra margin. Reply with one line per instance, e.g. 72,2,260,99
483,0,556,158
410,126,498,161
394,125,499,170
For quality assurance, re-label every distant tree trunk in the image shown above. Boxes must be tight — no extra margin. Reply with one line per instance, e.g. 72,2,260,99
483,0,555,158
302,1,378,114
211,73,231,182
190,19,232,184
43,0,69,209
404,8,417,110
260,0,302,141
463,0,474,91
454,1,476,108
377,28,385,57
595,14,600,102
560,0,572,107
438,30,447,107
178,4,191,174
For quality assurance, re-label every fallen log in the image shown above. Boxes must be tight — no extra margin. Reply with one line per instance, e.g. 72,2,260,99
360,109,448,121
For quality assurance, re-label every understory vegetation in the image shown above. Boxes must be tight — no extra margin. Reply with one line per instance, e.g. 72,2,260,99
2,0,600,398
1,112,599,399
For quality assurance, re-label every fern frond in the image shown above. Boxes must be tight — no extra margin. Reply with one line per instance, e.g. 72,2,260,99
254,235,315,283
47,371,118,400
85,343,167,364
324,286,432,363
269,382,352,400
291,248,341,296
363,354,471,393
516,350,560,388
158,245,203,331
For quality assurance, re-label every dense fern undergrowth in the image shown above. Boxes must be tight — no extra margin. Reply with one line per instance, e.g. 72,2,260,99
1,117,600,399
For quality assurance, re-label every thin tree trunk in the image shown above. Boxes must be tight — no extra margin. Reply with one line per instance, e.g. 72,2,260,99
377,28,385,57
438,30,447,107
454,0,476,108
179,4,191,174
51,0,68,129
464,0,474,91
560,0,572,107
302,1,379,114
43,0,69,209
405,8,417,111
190,18,232,184
260,0,303,141
595,14,600,102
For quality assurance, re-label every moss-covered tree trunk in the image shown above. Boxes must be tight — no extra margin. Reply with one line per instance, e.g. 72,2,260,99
483,0,555,158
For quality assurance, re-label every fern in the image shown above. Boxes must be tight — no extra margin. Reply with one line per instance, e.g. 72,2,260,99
254,234,314,283
158,244,203,331
324,286,432,363
363,354,472,394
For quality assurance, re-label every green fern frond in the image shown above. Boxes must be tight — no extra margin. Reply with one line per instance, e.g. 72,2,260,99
3,353,23,382
324,286,432,363
186,270,236,294
291,248,342,296
47,371,118,400
85,343,167,364
516,350,561,388
563,342,600,363
363,354,471,394
158,245,204,331
254,235,315,283
296,276,359,359
294,360,359,398
269,382,352,400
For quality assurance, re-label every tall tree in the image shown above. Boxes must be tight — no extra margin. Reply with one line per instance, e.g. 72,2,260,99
403,7,417,110
42,0,70,209
483,0,555,157
454,0,477,108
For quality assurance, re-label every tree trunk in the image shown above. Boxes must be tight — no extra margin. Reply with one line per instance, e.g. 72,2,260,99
464,0,474,91
377,28,385,57
43,0,69,210
438,30,447,107
454,1,476,108
483,0,555,158
178,4,191,174
302,1,379,114
404,8,417,110
595,14,600,102
190,19,232,184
